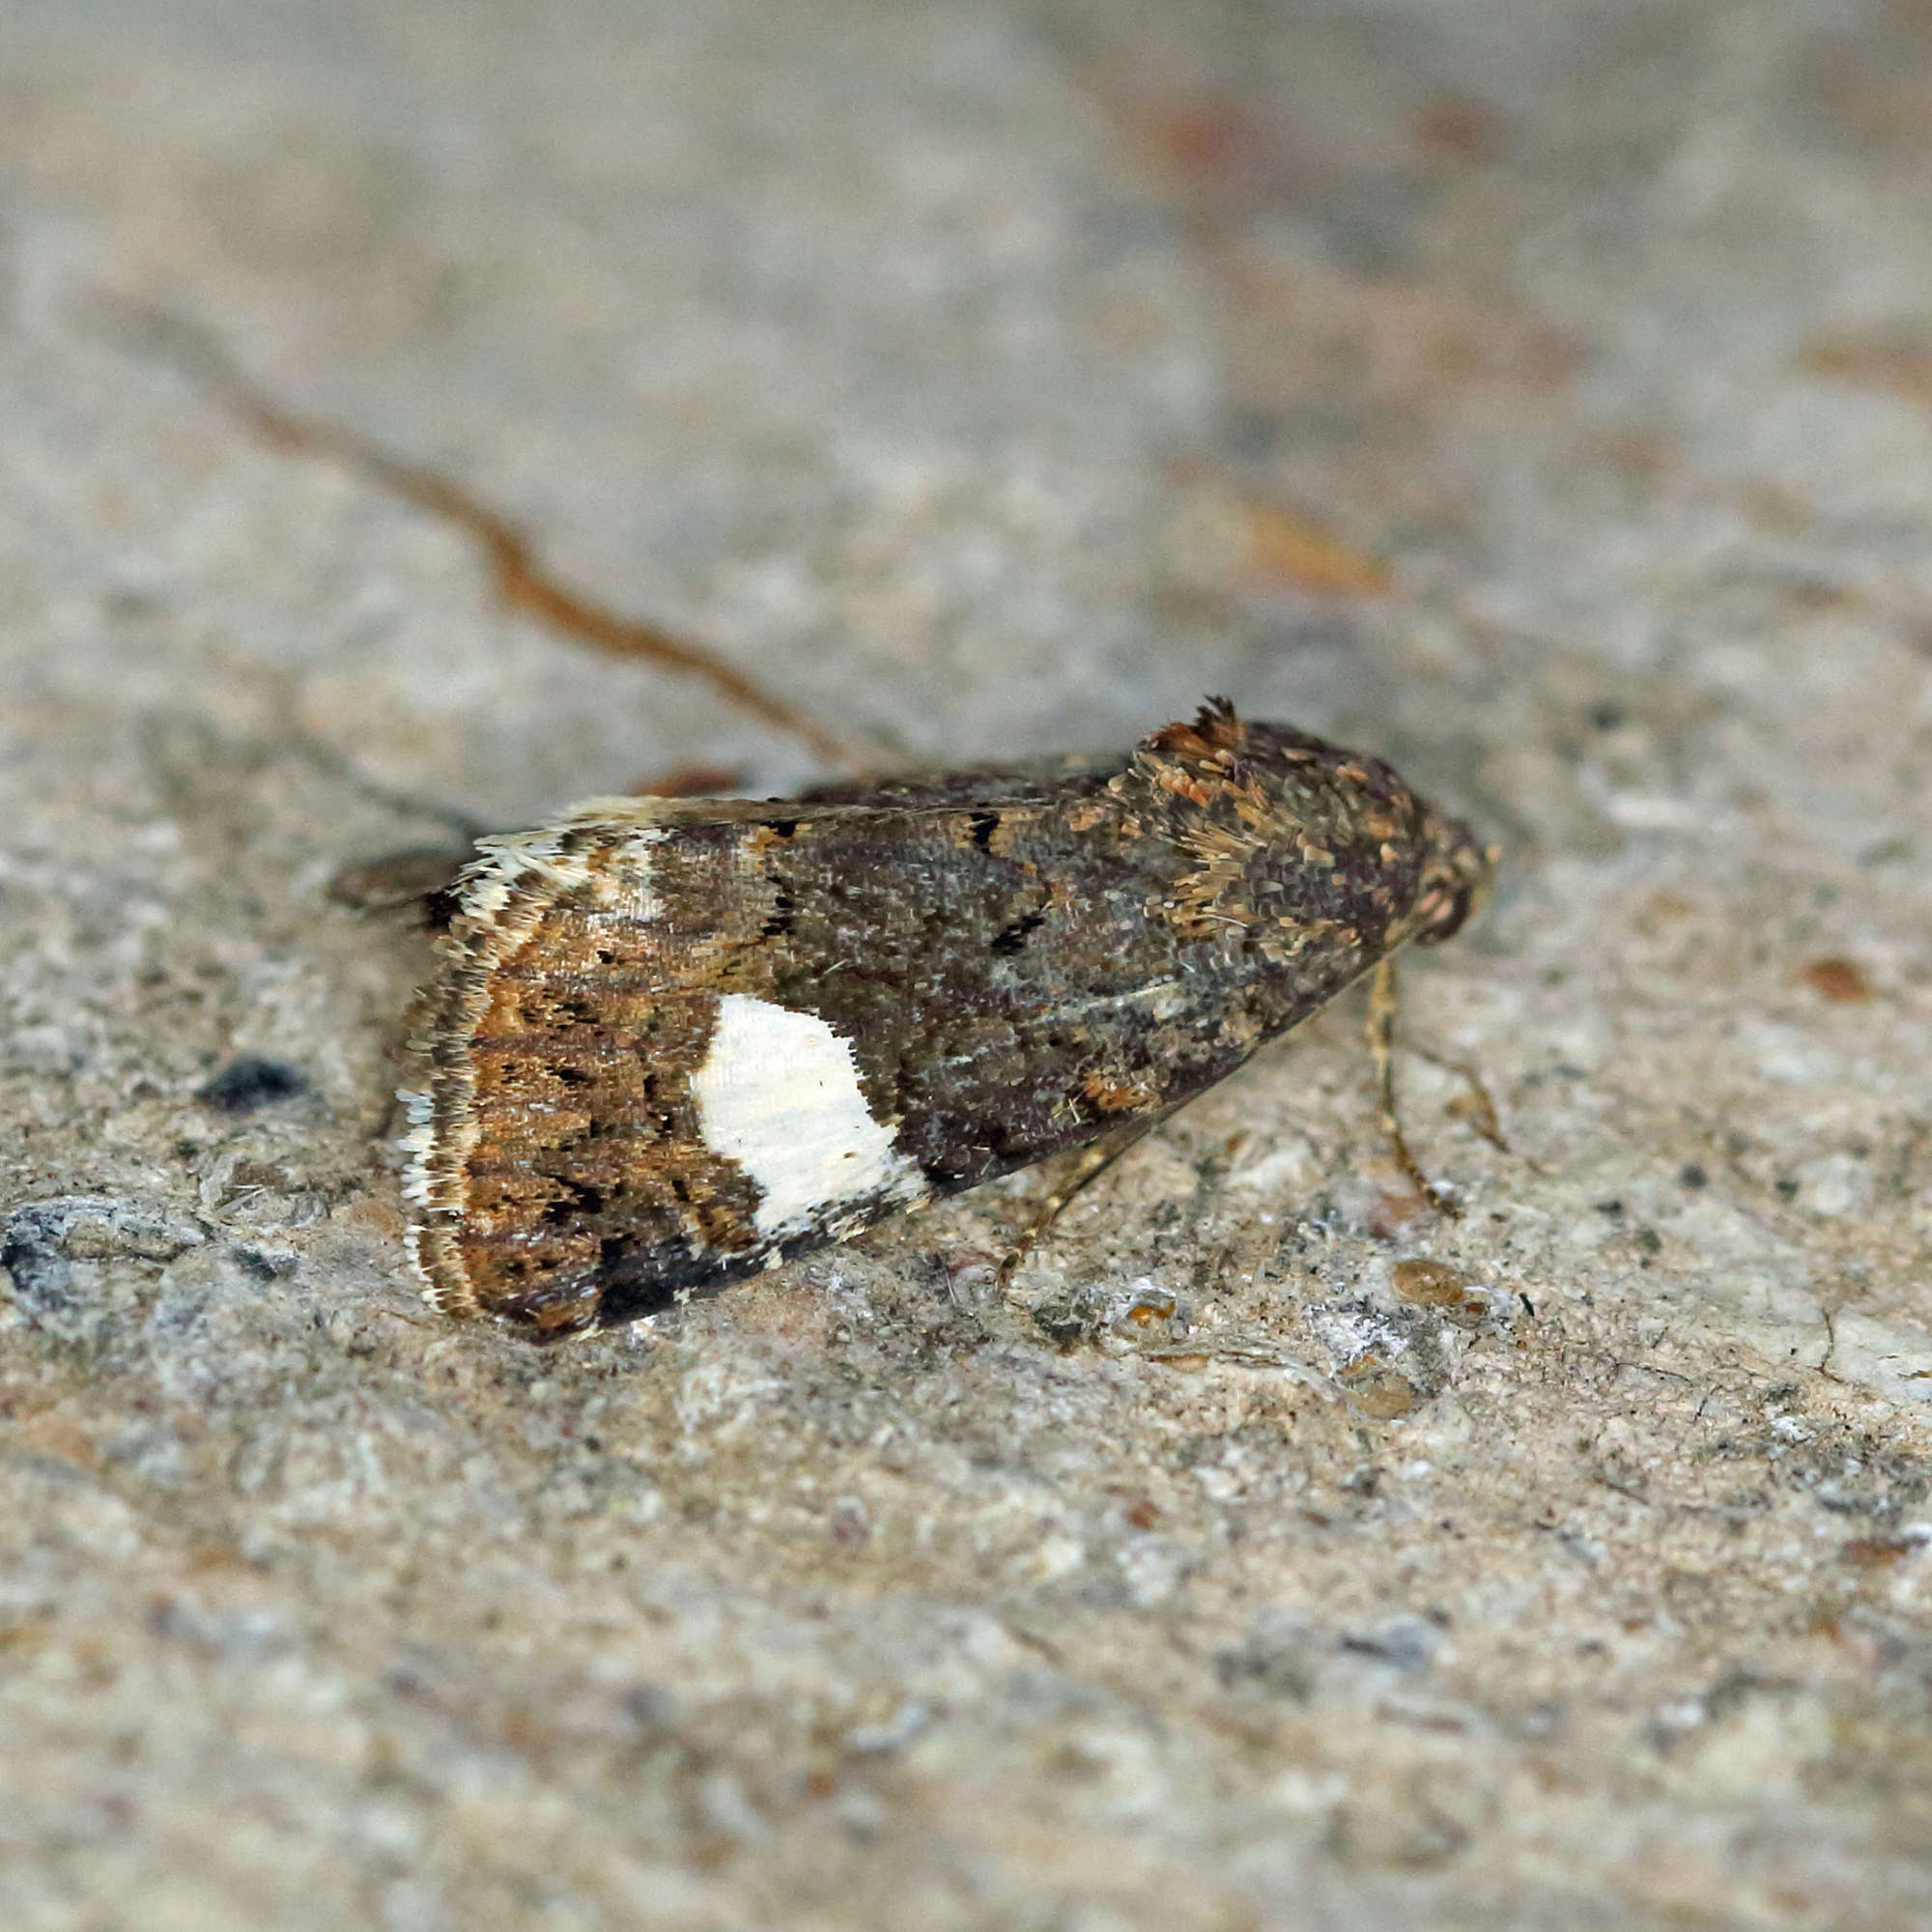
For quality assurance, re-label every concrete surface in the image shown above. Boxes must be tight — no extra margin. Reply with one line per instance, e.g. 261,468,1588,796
3,2,1931,1926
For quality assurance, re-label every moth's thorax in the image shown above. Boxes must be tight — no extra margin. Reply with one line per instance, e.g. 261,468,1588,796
401,700,1491,1339
1108,700,1463,967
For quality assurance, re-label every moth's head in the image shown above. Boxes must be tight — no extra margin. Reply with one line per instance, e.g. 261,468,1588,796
1410,805,1495,947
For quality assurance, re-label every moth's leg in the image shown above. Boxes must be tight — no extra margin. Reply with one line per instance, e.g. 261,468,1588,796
1407,1039,1510,1151
1367,955,1461,1218
327,846,475,919
997,1114,1167,1288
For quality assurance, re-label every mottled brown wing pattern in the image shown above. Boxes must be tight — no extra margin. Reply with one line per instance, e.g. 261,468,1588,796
403,703,1490,1337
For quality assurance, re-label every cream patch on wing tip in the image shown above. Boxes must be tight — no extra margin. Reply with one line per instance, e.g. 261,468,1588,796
691,994,922,1236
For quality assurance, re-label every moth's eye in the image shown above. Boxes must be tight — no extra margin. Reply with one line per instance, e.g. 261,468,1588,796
1414,873,1479,946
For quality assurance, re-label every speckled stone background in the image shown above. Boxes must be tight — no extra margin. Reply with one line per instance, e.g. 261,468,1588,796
4,3,1931,1927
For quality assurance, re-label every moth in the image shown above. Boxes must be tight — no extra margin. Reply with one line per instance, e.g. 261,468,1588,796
402,700,1492,1338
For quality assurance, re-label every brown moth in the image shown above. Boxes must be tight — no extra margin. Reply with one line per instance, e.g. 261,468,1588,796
402,700,1492,1339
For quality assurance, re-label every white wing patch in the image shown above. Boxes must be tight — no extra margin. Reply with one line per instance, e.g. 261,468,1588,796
691,994,923,1237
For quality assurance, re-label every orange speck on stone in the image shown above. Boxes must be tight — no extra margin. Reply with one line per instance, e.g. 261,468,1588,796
1392,1259,1467,1306
1137,93,1270,189
1800,956,1872,1003
1244,500,1394,597
1413,92,1506,162
627,762,743,799
1802,334,1932,407
1840,1536,1918,1570
1339,1356,1419,1419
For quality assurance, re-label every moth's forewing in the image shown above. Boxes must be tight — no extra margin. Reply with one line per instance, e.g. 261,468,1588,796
404,705,1488,1337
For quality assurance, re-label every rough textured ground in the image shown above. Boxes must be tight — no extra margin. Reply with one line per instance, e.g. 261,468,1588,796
4,3,1931,1927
